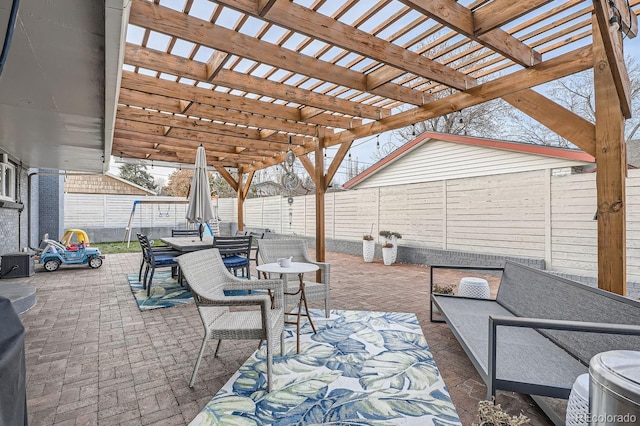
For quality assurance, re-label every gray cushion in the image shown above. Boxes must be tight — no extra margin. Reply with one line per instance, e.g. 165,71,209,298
497,261,640,364
435,296,586,394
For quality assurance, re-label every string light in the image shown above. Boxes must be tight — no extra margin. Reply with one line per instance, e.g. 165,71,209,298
376,134,380,149
412,124,416,136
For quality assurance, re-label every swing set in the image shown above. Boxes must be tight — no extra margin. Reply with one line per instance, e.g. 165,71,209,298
122,199,215,247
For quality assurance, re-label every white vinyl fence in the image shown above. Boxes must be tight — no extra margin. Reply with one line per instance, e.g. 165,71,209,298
65,195,192,229
65,170,640,282
214,169,640,282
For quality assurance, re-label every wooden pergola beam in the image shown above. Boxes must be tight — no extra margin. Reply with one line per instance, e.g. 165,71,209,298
215,166,239,193
120,72,359,130
592,0,635,118
130,0,424,106
502,89,596,157
227,0,476,91
398,0,542,66
326,45,593,146
473,0,553,35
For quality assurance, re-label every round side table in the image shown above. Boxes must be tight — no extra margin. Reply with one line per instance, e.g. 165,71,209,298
458,277,490,299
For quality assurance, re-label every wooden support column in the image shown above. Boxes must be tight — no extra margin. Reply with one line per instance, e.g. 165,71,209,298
236,168,255,233
315,131,326,269
237,168,244,233
593,15,627,295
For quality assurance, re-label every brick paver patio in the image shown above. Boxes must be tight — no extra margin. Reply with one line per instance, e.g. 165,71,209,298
9,250,553,425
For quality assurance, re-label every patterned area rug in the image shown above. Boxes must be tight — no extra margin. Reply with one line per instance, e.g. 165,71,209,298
191,309,461,425
126,271,193,311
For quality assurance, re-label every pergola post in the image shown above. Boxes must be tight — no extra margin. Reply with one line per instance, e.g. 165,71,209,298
593,14,627,295
314,132,326,266
236,167,255,233
237,168,244,233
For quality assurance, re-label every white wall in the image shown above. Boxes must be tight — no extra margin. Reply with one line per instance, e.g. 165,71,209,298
215,169,640,283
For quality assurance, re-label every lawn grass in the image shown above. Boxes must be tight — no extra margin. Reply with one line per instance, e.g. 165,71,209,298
93,240,167,254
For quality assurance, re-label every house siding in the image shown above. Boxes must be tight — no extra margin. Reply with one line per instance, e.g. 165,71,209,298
0,167,29,256
64,174,153,195
352,140,590,189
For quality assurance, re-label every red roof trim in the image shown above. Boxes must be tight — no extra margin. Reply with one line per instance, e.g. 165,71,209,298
343,131,595,189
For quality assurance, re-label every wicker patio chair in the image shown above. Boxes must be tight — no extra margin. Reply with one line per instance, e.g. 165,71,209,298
258,238,330,318
176,248,285,392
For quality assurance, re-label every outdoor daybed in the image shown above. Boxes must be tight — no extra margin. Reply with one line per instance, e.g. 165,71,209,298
430,260,640,425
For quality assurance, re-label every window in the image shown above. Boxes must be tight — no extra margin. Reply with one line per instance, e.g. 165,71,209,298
0,155,16,201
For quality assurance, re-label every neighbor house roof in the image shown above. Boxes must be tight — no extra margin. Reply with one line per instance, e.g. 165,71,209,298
343,131,595,189
65,172,156,196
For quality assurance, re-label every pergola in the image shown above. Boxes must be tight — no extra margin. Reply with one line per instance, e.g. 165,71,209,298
113,0,638,295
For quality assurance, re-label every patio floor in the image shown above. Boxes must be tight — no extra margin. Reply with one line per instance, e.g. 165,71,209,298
9,250,553,425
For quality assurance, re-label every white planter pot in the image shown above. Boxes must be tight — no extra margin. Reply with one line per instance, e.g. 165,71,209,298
362,239,375,263
382,247,394,265
389,236,398,263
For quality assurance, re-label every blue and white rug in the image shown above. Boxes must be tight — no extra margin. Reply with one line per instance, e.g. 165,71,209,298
126,271,193,311
191,309,461,425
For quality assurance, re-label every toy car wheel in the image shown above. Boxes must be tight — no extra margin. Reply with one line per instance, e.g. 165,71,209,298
89,256,103,269
44,259,60,272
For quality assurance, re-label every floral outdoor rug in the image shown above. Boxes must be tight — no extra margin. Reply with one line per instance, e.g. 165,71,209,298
190,309,461,425
126,271,193,311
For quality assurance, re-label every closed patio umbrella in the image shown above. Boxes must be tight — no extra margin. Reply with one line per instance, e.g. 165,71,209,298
186,144,215,240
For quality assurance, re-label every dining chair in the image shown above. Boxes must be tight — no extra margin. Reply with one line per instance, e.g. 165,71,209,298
176,248,285,391
136,233,180,296
213,235,253,279
258,238,330,318
171,229,200,237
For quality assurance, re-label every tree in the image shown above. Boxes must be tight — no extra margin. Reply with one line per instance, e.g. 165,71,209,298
164,169,193,197
119,164,157,191
211,173,241,198
508,56,640,146
375,39,518,161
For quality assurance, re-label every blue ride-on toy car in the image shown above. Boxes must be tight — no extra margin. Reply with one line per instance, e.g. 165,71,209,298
38,238,104,272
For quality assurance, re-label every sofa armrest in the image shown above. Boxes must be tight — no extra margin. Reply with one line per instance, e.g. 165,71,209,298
487,315,640,399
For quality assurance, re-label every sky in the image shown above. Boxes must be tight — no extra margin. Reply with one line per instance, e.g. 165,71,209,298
112,1,640,185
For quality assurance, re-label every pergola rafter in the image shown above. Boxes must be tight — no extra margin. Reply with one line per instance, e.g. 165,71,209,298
115,0,639,295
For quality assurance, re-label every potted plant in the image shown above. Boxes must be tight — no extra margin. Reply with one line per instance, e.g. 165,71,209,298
381,241,394,265
362,224,375,263
379,231,402,264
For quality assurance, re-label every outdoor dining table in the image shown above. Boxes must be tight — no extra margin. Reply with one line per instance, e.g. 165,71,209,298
160,236,213,252
256,261,319,353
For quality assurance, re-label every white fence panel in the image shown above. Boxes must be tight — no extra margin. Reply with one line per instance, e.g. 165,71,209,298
334,188,379,242
550,173,597,276
446,170,547,257
379,182,443,247
65,168,640,284
65,194,106,228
